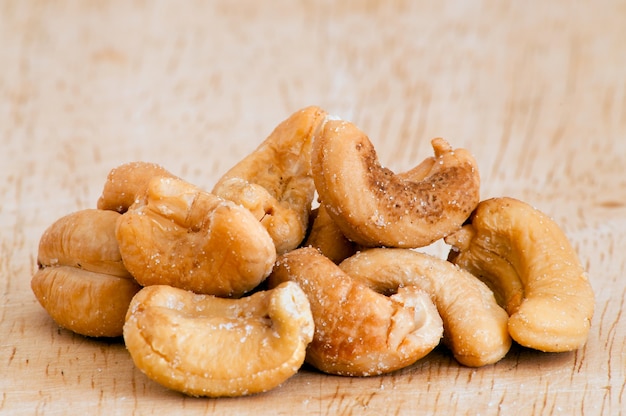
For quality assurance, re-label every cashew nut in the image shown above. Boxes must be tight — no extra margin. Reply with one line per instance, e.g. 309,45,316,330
123,281,314,397
116,175,276,297
303,204,358,264
445,197,595,352
268,247,443,376
31,209,141,337
213,106,327,255
338,248,511,367
37,209,131,278
311,118,480,248
97,161,178,213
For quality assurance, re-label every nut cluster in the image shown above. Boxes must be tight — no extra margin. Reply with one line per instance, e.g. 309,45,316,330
32,106,594,397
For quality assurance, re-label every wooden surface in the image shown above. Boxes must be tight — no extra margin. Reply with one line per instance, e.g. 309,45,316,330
1,1,625,415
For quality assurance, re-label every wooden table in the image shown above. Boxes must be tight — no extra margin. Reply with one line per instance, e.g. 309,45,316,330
2,1,624,414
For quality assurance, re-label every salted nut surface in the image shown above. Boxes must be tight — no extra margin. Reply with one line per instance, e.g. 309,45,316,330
268,247,444,376
123,281,314,397
339,248,511,367
213,106,327,255
32,209,141,337
312,119,480,248
116,175,276,297
31,106,595,398
445,197,595,352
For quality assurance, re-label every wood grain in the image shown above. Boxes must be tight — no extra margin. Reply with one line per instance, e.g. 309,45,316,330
1,1,625,414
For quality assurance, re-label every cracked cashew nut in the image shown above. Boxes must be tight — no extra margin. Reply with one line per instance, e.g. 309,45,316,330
31,209,141,337
339,248,511,367
268,247,443,376
311,118,480,248
116,175,276,297
445,197,595,352
123,281,314,397
213,106,327,255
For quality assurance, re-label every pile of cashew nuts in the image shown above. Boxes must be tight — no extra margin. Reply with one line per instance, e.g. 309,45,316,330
32,106,595,397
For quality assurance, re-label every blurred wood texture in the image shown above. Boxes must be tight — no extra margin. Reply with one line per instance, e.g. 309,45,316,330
1,1,625,415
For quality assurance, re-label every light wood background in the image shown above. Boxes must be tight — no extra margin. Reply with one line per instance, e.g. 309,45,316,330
2,1,625,415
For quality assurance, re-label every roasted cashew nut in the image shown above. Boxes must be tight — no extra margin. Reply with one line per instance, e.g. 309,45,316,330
303,204,358,264
97,161,178,213
213,106,327,255
311,119,480,248
445,197,595,352
338,248,511,367
116,176,276,297
31,209,141,337
268,247,443,376
123,281,314,397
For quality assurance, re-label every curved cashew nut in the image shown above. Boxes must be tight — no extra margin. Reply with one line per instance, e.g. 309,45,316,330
303,204,358,264
123,281,314,397
116,176,276,297
213,106,327,255
268,247,443,376
37,209,132,278
445,197,595,352
311,119,480,248
31,209,141,337
97,161,178,213
338,248,511,367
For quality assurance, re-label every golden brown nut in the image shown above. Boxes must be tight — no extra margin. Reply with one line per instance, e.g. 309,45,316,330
311,119,480,248
123,281,314,397
37,208,131,278
212,106,327,255
97,161,178,213
445,197,595,352
116,176,276,297
31,209,141,337
32,267,141,337
268,247,443,376
302,204,358,264
338,248,511,367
